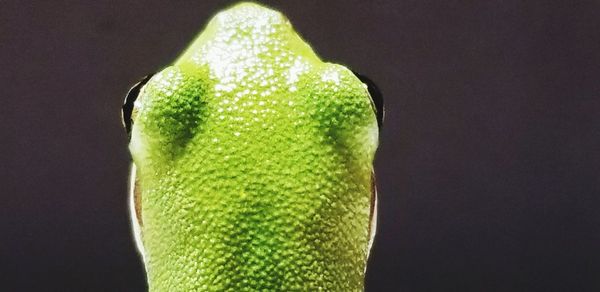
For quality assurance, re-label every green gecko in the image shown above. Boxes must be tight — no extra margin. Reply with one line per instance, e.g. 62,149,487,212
122,2,383,291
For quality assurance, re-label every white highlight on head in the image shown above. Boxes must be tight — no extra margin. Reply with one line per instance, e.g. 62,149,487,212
129,164,147,269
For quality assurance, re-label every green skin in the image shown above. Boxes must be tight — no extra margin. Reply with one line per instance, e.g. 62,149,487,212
128,2,379,291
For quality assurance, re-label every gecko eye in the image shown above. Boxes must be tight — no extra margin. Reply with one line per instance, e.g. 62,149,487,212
122,73,154,140
352,71,384,130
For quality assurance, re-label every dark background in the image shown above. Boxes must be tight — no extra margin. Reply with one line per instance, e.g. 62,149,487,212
1,0,599,291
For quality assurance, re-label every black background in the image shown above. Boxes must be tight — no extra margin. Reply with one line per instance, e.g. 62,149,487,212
2,1,599,291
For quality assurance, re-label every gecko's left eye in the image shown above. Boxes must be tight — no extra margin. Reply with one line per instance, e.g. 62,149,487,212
353,71,384,130
122,73,154,140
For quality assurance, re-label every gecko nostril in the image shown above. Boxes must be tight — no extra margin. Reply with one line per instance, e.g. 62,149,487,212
122,73,155,140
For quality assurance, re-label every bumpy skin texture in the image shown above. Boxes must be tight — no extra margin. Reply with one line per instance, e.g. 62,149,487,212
129,2,379,291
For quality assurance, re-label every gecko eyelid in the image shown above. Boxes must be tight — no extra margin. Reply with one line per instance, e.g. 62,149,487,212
352,71,384,130
122,73,155,140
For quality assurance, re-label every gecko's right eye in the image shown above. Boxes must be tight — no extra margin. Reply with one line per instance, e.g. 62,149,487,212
122,73,154,140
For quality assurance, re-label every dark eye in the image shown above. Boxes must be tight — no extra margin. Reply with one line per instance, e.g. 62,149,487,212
352,71,384,130
122,74,154,140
